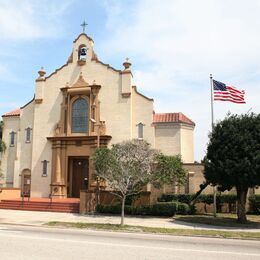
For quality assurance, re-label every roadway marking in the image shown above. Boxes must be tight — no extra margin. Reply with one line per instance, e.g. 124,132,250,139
0,232,259,257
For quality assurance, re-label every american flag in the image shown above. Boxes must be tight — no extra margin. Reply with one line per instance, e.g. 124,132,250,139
213,80,246,104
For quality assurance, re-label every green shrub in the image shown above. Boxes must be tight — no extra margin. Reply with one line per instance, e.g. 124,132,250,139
158,193,238,213
151,202,177,216
132,205,152,215
219,194,237,204
96,204,121,214
197,194,214,204
176,202,191,215
96,202,181,217
125,193,140,206
248,195,260,215
158,194,193,204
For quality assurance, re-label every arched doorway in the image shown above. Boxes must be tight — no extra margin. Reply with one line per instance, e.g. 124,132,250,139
21,169,31,197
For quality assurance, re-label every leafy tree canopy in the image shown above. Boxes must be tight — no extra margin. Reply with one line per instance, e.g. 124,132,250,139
205,113,260,191
204,113,260,223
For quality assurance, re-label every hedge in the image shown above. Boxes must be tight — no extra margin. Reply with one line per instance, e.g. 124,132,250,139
96,201,192,216
158,193,237,205
248,195,260,214
158,193,239,213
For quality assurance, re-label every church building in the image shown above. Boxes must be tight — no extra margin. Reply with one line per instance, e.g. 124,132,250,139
1,32,195,199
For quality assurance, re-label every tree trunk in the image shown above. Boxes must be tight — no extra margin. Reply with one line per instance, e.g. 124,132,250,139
190,181,209,206
236,187,248,224
96,178,100,205
120,196,126,226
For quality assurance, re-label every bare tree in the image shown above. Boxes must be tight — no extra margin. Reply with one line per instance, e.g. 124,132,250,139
92,139,186,225
92,139,158,225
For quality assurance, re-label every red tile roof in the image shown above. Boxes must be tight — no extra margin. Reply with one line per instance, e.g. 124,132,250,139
153,112,195,126
2,108,21,117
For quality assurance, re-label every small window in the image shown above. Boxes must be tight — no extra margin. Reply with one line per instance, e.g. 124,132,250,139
25,127,32,143
42,160,49,177
10,131,16,146
137,123,144,139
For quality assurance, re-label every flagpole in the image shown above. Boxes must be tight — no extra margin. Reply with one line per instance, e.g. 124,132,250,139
210,74,217,218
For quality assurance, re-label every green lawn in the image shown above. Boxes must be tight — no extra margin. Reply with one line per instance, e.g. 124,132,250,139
174,213,260,228
46,221,260,240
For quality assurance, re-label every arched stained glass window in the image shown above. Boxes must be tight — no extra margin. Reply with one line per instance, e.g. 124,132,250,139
72,98,88,133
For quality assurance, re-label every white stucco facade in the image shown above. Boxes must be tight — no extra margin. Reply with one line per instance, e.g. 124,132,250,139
0,33,195,197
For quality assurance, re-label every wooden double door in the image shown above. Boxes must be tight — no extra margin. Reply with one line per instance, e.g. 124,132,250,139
68,157,89,198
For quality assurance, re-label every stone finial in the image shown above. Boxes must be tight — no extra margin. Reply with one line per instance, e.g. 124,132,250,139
93,80,96,85
123,58,131,70
38,67,46,78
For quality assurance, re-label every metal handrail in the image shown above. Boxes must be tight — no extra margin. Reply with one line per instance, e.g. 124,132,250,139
21,191,30,206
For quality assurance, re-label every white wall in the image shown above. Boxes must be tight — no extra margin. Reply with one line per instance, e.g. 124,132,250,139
1,116,20,187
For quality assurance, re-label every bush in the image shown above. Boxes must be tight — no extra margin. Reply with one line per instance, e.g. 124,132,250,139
248,195,260,214
96,204,121,214
132,205,152,215
96,201,189,217
151,202,177,216
158,194,193,204
219,194,237,204
125,193,140,206
158,193,240,213
176,202,191,215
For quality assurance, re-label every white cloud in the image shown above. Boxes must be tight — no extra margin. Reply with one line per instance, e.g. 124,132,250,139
100,0,260,160
0,0,73,40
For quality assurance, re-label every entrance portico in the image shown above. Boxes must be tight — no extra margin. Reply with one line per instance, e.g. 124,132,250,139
47,135,111,198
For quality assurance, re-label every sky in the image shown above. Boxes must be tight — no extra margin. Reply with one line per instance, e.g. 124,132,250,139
0,0,259,161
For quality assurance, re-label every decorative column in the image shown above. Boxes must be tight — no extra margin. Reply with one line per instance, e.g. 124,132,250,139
51,140,65,197
55,142,61,183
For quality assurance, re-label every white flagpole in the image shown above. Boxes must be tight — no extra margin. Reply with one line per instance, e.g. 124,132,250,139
210,74,217,217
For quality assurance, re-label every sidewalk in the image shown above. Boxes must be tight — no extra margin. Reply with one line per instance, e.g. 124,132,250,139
0,209,259,232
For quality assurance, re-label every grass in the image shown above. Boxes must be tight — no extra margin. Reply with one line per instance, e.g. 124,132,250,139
46,221,260,240
174,213,260,228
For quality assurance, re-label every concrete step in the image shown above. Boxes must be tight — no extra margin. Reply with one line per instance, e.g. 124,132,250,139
0,199,80,213
0,202,78,208
0,206,78,213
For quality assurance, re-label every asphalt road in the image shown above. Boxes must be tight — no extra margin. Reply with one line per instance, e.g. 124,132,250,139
0,224,259,260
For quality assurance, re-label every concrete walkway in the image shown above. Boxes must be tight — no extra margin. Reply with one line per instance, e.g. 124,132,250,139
0,209,259,232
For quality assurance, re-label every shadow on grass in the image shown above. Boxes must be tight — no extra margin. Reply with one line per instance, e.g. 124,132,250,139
174,214,260,229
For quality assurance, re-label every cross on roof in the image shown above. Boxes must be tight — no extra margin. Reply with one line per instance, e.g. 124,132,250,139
80,20,88,33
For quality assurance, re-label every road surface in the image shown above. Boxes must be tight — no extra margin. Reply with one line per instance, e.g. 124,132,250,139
0,224,259,259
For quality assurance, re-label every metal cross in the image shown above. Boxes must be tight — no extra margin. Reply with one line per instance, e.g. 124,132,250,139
80,21,88,33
